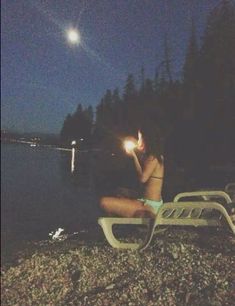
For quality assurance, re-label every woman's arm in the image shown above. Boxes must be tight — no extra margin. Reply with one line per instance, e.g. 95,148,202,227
131,151,157,183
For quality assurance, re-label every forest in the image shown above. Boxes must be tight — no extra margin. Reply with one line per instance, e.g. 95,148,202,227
60,1,235,192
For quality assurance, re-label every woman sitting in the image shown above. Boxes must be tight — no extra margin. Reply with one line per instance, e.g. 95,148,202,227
100,123,164,218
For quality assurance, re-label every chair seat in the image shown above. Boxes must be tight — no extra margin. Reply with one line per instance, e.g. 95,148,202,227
98,201,235,250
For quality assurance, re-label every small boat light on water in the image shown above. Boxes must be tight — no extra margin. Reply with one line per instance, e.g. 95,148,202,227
123,140,137,152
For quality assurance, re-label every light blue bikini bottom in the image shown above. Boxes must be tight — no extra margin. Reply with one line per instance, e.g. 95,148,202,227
138,198,163,213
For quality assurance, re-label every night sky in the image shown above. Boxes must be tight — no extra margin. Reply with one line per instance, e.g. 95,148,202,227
2,0,221,134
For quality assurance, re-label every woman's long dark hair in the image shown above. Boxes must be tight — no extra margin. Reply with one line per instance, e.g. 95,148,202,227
139,122,164,164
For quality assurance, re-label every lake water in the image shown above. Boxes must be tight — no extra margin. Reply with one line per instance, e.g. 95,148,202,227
2,143,234,246
1,144,101,243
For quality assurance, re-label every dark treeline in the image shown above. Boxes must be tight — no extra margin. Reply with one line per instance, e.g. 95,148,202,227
61,1,235,180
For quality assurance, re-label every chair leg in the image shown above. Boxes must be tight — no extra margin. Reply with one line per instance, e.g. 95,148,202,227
138,218,156,251
98,217,168,250
98,218,150,249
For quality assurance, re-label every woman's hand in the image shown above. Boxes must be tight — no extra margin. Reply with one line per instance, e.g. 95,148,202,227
125,147,136,157
123,139,137,155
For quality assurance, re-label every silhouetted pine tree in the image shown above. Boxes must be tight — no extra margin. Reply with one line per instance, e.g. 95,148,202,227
139,66,146,93
112,88,123,131
140,78,155,118
96,90,114,129
123,74,137,101
183,19,199,120
60,114,73,143
170,0,235,187
197,0,235,162
122,74,137,133
163,33,173,84
135,77,155,131
94,89,118,148
84,105,94,123
60,104,93,145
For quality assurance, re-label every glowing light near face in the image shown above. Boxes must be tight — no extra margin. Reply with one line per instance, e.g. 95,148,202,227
124,140,137,152
66,28,81,45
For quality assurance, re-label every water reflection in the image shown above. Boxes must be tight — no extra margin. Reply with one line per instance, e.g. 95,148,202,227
1,144,101,244
59,149,95,190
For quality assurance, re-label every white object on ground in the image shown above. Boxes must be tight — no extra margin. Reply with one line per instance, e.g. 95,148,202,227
49,228,65,240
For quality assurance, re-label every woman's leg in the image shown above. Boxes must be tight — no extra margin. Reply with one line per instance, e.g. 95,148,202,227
100,196,154,218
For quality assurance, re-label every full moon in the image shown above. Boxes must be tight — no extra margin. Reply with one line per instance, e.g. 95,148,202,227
66,28,81,45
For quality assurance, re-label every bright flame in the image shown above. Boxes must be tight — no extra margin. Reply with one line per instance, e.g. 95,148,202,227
124,140,137,152
137,130,144,151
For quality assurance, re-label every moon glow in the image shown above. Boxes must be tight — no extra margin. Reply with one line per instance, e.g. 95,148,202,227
66,28,81,45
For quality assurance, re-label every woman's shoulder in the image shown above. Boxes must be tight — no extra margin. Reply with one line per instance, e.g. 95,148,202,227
146,154,164,165
146,154,159,162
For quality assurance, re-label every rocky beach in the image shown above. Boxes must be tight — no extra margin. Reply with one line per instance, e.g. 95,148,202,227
1,226,235,306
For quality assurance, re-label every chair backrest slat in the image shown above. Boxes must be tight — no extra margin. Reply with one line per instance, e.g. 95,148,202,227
174,191,232,204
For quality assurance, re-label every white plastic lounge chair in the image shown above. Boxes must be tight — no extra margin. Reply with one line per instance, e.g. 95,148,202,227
225,182,235,193
225,182,235,201
98,201,235,250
